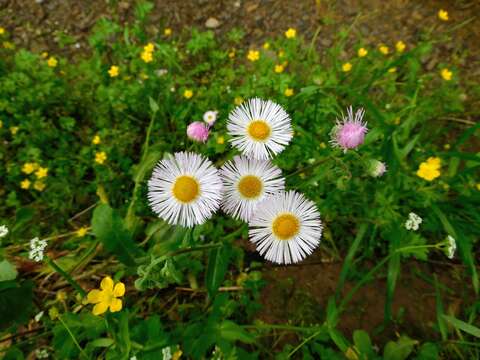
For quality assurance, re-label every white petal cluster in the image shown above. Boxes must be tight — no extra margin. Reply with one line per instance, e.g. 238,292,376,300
446,235,456,259
0,225,8,238
405,212,422,231
29,237,48,262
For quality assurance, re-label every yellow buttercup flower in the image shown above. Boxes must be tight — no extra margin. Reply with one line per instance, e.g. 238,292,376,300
417,158,441,181
10,126,19,135
41,51,49,59
108,65,119,77
164,28,172,36
388,67,397,73
476,183,480,191
22,162,37,174
47,57,58,68
141,50,153,63
263,42,270,50
34,181,46,191
87,276,125,316
441,68,452,81
228,50,235,58
274,64,284,73
183,89,193,99
247,50,260,62
285,28,297,39
35,167,48,179
92,135,101,145
342,62,352,72
76,227,88,237
395,41,406,53
379,45,389,55
284,88,294,97
144,43,154,53
234,97,243,106
426,157,441,169
217,136,225,145
21,179,31,190
358,48,368,57
438,9,449,21
173,350,182,360
95,151,107,164
0,27,5,35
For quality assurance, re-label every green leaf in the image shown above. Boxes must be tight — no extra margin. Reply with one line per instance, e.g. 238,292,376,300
0,280,34,331
336,224,368,298
91,204,141,266
90,338,115,348
434,275,448,340
353,330,373,358
205,244,230,298
218,320,255,344
148,96,159,113
0,259,18,282
383,336,417,360
442,315,480,338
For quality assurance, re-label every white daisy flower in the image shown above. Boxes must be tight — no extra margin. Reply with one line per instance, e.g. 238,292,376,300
203,110,218,126
249,191,322,264
220,156,285,222
446,235,456,259
29,237,48,262
148,152,223,227
0,225,8,238
227,98,293,159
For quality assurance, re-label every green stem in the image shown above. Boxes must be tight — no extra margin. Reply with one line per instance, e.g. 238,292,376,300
288,328,325,358
286,156,332,179
58,315,88,359
46,256,86,297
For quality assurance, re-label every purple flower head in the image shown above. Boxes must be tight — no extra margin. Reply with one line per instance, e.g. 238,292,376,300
330,107,368,151
187,121,209,143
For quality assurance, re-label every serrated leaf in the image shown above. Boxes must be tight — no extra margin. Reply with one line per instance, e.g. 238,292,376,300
91,204,141,266
205,244,230,298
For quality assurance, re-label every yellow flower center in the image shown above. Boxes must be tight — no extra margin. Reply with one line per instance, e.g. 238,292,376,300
272,213,300,240
173,175,199,203
237,175,263,199
248,120,271,141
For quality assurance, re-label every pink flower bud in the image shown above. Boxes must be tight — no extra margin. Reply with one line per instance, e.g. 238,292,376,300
187,121,209,143
330,107,368,151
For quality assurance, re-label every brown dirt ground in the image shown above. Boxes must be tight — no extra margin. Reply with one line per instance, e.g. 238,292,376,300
257,250,472,347
1,0,479,349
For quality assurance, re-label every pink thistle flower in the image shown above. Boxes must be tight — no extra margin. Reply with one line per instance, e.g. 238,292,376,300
330,106,368,151
187,122,210,143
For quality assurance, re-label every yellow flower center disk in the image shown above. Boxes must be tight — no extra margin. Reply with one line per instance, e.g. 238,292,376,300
248,120,271,141
272,213,300,240
173,175,199,203
237,175,263,199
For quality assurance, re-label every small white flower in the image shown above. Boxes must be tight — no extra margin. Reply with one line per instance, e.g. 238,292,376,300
156,69,168,77
405,212,422,231
227,98,293,159
148,152,223,227
29,237,48,262
35,349,49,359
203,110,218,126
34,311,44,322
0,225,8,238
130,357,138,360
446,235,456,259
220,155,285,222
249,190,322,264
162,347,172,360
